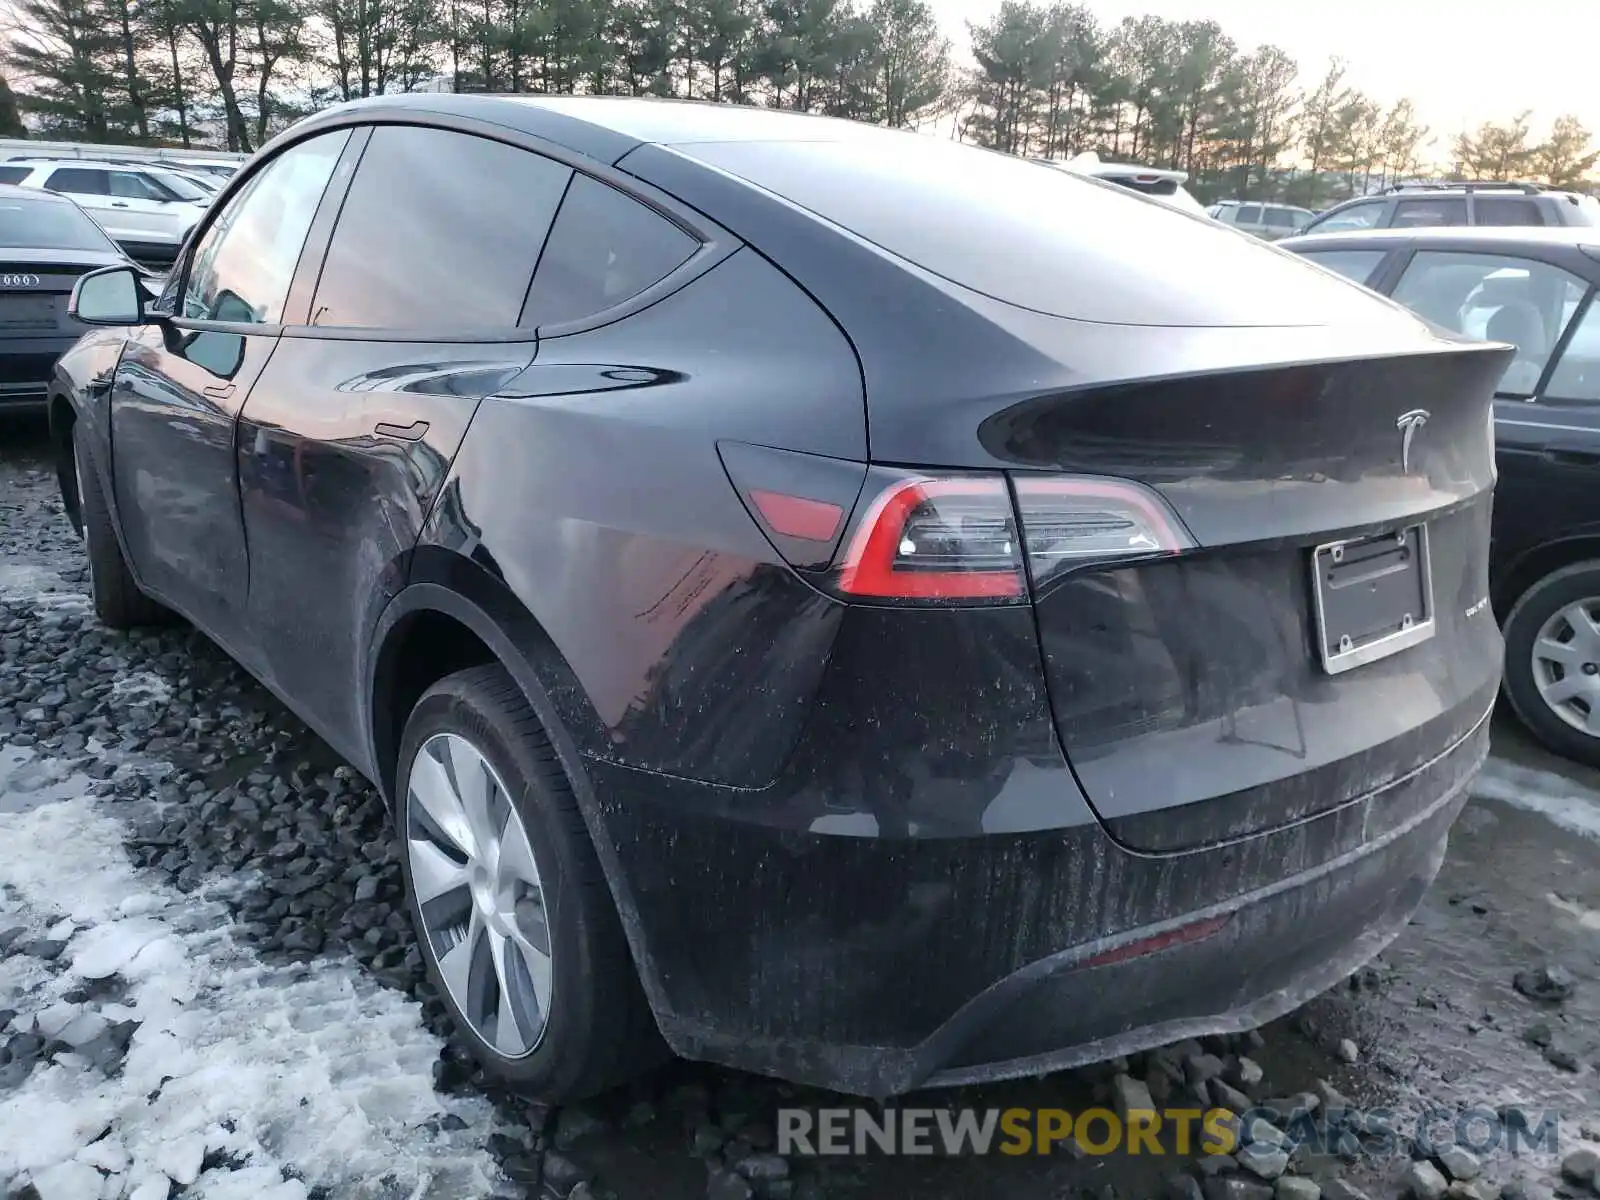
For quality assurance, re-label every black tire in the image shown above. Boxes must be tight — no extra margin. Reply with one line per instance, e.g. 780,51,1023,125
396,664,663,1101
1503,560,1600,768
72,423,169,630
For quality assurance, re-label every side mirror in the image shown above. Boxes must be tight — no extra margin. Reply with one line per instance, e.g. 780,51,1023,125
69,265,148,326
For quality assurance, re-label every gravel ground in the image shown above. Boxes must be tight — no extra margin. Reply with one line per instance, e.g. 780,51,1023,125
2,415,1599,1200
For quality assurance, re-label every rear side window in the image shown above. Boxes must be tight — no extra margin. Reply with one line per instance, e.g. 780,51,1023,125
1474,196,1545,227
109,171,167,201
681,136,1388,327
45,168,108,196
1305,199,1385,234
1392,198,1467,227
1391,251,1588,396
310,126,571,330
0,167,29,185
1296,249,1386,286
521,174,698,328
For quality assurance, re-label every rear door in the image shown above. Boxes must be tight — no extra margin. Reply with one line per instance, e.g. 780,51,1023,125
235,123,566,758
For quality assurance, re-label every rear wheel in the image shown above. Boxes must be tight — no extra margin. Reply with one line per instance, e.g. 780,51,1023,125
396,664,662,1101
1503,561,1600,767
72,424,168,629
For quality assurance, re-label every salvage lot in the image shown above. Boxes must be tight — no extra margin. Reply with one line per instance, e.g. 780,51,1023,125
0,416,1598,1200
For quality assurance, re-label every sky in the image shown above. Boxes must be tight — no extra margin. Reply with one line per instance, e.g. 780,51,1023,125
927,0,1600,158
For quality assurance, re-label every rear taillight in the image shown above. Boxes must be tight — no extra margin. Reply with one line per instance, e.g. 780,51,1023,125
1012,475,1194,592
830,469,1193,605
837,476,1023,600
717,441,1193,605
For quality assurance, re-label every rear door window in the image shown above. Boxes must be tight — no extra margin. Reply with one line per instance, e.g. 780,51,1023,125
1306,199,1386,234
1263,208,1297,230
521,174,699,328
44,168,109,196
1391,251,1588,396
1392,198,1467,227
1296,249,1387,286
1235,205,1262,224
109,171,168,201
1543,296,1600,402
308,125,571,330
1474,196,1545,226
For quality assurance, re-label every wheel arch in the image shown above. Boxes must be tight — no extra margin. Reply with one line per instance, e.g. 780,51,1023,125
48,389,82,534
363,555,672,1018
1493,534,1600,621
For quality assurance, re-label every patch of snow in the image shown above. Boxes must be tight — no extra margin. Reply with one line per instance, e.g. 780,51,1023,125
70,919,168,980
110,672,173,706
0,562,70,602
0,749,501,1198
30,1159,105,1200
1473,757,1600,841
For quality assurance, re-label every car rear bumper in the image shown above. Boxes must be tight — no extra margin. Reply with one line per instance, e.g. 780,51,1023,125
585,699,1489,1097
0,339,76,410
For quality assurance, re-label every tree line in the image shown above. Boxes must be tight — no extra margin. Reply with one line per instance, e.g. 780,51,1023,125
2,0,1596,208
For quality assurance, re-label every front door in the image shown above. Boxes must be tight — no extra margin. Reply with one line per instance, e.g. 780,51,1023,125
109,129,355,643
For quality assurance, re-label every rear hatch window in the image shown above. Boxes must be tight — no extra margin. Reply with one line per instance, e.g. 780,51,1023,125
678,136,1390,328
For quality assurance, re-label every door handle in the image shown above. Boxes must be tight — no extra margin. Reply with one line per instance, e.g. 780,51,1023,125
110,201,130,208
374,419,429,441
203,382,235,399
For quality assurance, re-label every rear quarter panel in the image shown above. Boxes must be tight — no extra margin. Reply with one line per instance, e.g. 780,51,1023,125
413,247,866,788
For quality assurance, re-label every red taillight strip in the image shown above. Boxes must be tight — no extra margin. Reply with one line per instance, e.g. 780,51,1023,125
836,476,1023,600
1080,914,1231,969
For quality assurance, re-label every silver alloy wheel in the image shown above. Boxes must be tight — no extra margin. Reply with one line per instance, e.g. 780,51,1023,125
405,732,554,1058
1531,598,1600,737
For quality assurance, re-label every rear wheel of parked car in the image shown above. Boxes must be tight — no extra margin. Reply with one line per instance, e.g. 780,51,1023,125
1503,561,1600,767
396,664,661,1100
72,424,169,630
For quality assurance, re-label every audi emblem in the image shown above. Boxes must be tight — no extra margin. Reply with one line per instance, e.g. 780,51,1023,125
0,273,40,288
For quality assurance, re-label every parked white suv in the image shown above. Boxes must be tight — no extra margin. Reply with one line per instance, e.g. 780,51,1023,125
0,157,211,262
1206,200,1315,240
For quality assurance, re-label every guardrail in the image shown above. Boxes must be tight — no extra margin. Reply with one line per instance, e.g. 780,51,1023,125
0,137,247,165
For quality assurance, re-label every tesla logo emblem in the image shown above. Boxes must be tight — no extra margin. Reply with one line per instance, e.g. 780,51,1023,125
1397,409,1429,473
0,273,40,288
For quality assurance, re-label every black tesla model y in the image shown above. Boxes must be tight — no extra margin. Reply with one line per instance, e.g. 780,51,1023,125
52,95,1509,1102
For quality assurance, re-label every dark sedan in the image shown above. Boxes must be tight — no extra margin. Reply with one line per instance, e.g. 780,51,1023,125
0,184,145,411
53,96,1507,1102
1282,225,1600,769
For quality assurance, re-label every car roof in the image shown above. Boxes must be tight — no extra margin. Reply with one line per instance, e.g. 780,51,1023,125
5,157,163,170
296,93,949,165
1281,225,1600,251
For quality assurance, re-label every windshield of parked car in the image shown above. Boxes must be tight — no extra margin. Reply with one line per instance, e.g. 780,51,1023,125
0,193,120,252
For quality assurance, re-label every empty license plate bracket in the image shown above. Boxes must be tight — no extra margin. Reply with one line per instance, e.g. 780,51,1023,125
1311,524,1435,675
